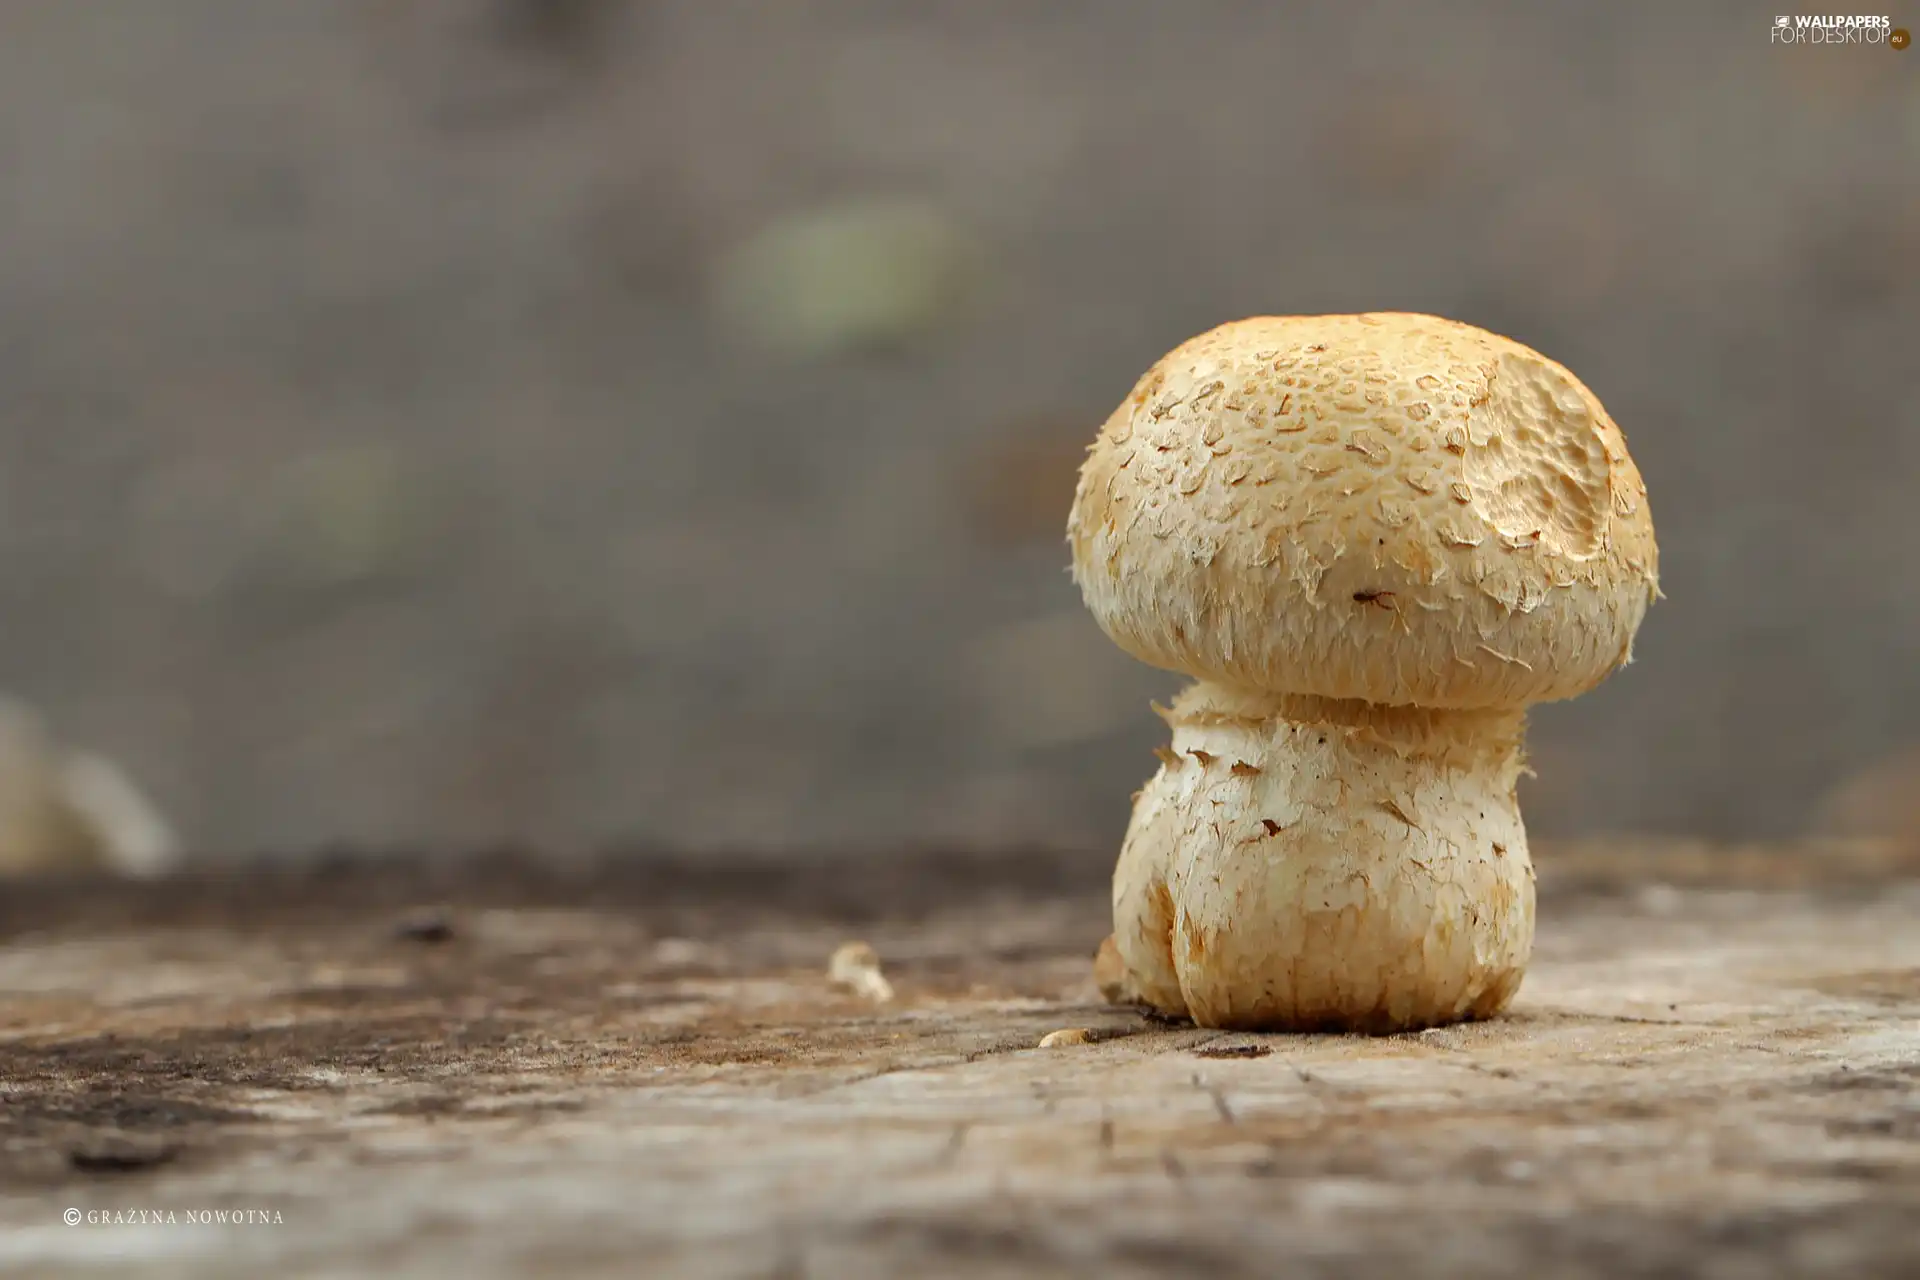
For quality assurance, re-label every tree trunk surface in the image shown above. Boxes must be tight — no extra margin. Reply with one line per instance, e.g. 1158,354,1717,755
0,840,1915,1278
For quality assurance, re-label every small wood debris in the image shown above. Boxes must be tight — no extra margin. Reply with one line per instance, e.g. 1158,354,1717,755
828,941,895,1003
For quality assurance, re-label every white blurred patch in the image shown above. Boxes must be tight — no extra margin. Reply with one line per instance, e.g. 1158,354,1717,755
59,751,180,877
0,697,180,877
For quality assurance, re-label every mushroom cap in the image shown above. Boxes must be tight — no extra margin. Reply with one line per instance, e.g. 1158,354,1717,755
1068,314,1658,709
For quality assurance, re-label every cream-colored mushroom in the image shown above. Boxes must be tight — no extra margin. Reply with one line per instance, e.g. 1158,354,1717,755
1068,314,1658,1032
0,699,179,878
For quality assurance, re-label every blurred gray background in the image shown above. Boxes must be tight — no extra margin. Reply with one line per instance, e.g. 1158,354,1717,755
1,0,1916,861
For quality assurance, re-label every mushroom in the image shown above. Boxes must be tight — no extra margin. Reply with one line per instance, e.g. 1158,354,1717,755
1067,314,1658,1031
0,698,179,878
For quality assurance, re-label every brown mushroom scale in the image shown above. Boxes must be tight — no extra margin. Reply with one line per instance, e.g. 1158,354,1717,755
1069,314,1658,1031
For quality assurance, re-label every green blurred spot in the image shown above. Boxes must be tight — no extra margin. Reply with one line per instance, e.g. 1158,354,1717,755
271,445,437,586
712,197,980,359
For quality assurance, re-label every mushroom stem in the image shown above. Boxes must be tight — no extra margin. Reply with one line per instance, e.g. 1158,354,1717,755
1110,683,1534,1032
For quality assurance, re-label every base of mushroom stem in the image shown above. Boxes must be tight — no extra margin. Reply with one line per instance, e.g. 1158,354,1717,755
1104,685,1537,1033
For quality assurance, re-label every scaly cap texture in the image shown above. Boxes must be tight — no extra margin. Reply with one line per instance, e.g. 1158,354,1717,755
1068,314,1658,709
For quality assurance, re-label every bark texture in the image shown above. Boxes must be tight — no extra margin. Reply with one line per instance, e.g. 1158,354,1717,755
0,840,1915,1279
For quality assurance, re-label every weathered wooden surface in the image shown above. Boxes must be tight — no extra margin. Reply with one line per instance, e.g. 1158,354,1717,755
0,841,1916,1279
